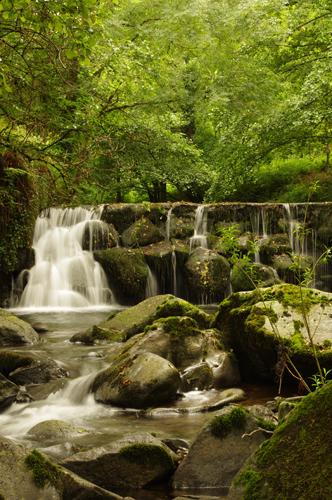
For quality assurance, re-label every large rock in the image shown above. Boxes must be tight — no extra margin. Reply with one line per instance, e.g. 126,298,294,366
0,350,67,385
0,309,39,346
94,248,148,304
172,405,270,491
71,294,210,344
121,217,164,247
27,420,87,444
92,352,181,408
61,432,177,491
213,284,332,383
231,260,280,292
230,382,332,499
0,436,124,500
185,247,230,303
82,220,118,250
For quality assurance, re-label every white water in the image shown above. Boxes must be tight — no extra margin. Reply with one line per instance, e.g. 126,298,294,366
166,206,173,241
171,250,177,296
190,205,208,251
14,207,114,310
145,266,159,297
250,206,269,263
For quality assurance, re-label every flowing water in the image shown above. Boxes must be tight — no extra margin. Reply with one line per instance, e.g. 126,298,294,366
189,205,208,251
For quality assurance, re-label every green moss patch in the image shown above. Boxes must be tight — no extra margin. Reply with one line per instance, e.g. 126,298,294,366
155,296,210,328
25,449,60,488
119,443,174,471
209,406,248,439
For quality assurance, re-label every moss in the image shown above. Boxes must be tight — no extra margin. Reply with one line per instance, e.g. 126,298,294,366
209,406,248,439
145,316,200,337
25,449,60,488
254,417,276,432
119,443,174,471
238,382,332,499
155,296,210,328
236,467,263,500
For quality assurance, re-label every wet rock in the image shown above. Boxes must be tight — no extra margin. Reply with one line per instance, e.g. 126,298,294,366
230,382,332,500
61,432,177,491
211,352,241,388
259,234,292,264
121,217,163,247
231,260,280,292
82,220,118,250
27,420,87,444
185,248,230,303
0,350,68,385
92,352,181,409
181,362,214,391
0,309,39,346
71,323,125,345
0,373,19,411
213,284,332,383
172,405,269,491
31,323,49,334
94,248,148,304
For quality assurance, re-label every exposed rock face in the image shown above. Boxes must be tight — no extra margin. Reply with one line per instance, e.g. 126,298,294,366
121,217,164,247
61,433,177,491
0,309,39,346
230,382,332,500
92,352,181,408
172,405,269,492
0,435,125,500
0,350,67,386
94,248,148,304
185,247,230,303
213,284,332,383
0,373,19,411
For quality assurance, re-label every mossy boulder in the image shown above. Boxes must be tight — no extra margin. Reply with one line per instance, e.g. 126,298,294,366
0,437,123,500
125,317,222,371
213,284,332,383
94,248,148,304
121,217,163,247
0,350,67,385
231,382,332,500
72,294,210,345
185,247,231,303
61,432,176,491
231,260,280,293
258,234,292,264
272,253,313,284
0,309,39,346
82,220,118,251
172,405,269,491
180,362,214,391
92,352,181,408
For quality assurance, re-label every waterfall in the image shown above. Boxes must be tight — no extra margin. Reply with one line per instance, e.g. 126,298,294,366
145,266,159,297
171,250,177,296
190,205,208,251
166,206,173,241
15,207,113,310
250,206,269,263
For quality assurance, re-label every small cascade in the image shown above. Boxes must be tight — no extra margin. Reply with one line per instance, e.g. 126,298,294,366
171,249,177,296
250,206,269,263
190,205,208,251
166,206,173,241
14,207,113,309
145,266,159,297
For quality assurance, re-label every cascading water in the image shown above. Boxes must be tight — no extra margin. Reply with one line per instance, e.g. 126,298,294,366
250,206,269,263
166,206,178,296
14,207,114,310
145,266,159,297
190,205,208,251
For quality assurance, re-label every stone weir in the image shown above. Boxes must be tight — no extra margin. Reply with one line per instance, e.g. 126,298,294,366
8,202,332,307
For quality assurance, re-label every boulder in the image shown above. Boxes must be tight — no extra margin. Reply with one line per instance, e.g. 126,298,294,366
0,436,125,500
61,433,177,491
0,350,67,385
230,382,332,499
94,248,148,304
231,260,280,292
172,405,270,492
185,248,230,303
211,352,241,388
27,420,87,444
213,284,332,384
181,362,214,391
121,217,163,247
0,309,39,346
92,352,181,408
82,220,118,250
71,294,210,345
258,234,292,264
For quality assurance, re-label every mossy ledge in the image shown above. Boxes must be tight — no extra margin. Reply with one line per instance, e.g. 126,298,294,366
25,449,60,488
119,443,175,472
236,381,332,500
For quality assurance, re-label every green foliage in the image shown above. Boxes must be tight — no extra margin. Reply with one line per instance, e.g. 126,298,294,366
310,368,332,390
